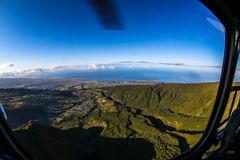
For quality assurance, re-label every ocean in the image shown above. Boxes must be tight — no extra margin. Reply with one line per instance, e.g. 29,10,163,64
39,68,222,83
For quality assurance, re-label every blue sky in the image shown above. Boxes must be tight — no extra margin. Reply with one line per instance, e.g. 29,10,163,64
0,0,225,73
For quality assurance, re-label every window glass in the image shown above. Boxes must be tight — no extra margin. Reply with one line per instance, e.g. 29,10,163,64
204,55,240,159
0,0,225,159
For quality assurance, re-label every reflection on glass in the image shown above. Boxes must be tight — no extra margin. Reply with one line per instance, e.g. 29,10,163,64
0,0,225,159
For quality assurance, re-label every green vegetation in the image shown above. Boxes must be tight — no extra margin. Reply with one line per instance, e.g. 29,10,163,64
0,82,221,159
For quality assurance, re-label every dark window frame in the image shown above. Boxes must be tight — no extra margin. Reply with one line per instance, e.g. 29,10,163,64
176,0,240,159
0,0,240,159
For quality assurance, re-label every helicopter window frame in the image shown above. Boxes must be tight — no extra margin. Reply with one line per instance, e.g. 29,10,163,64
0,0,239,159
176,0,240,159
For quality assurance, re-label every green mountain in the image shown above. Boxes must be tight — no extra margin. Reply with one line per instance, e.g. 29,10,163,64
14,121,155,160
0,82,227,159
104,83,218,118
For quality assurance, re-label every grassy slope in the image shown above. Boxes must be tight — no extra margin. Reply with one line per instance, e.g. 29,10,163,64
12,83,222,160
104,83,218,118
82,83,220,159
103,83,219,131
14,122,156,160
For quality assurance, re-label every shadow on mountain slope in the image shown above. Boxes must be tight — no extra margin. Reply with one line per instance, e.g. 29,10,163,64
14,123,156,160
7,107,50,128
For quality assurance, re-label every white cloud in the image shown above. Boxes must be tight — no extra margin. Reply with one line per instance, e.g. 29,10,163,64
100,65,106,69
108,66,115,69
88,64,97,70
0,62,15,73
0,61,221,79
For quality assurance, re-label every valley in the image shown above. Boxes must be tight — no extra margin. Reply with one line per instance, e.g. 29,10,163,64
0,79,220,159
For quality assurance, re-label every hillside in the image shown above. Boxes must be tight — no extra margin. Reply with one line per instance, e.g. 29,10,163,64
104,83,218,118
14,121,155,160
0,82,224,159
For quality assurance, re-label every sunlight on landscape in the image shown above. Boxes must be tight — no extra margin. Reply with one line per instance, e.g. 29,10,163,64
0,0,226,159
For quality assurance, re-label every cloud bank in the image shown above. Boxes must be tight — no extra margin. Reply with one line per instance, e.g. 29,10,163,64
0,62,15,73
0,61,222,78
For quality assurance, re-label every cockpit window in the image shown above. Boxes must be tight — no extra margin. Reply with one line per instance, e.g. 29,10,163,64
0,0,225,159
